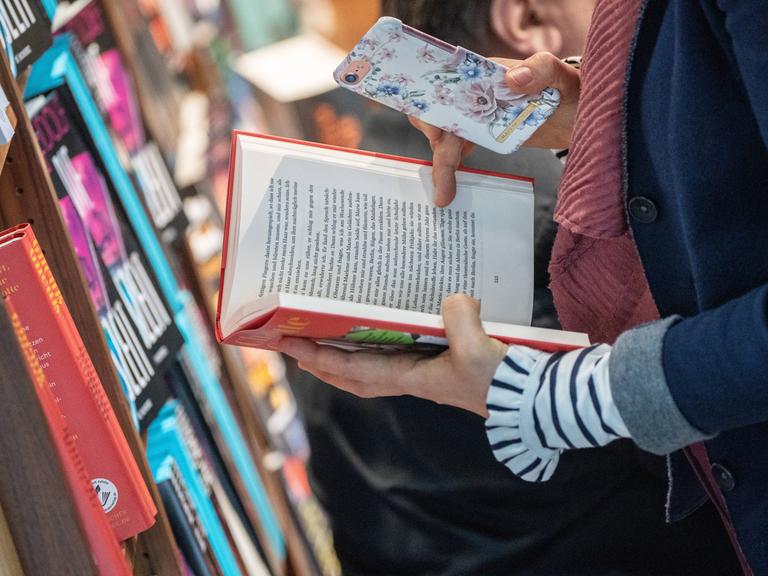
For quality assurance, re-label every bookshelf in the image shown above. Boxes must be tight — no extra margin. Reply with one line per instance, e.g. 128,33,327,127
0,33,183,576
94,1,334,574
0,1,344,574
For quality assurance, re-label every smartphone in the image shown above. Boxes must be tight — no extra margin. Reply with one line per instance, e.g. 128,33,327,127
333,17,560,154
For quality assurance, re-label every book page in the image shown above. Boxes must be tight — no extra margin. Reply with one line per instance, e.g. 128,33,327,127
227,138,533,327
256,168,480,314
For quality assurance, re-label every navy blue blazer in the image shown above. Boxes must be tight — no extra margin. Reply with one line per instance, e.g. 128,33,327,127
625,0,768,570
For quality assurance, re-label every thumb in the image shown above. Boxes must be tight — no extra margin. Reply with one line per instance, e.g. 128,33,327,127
441,294,486,349
505,51,580,98
431,132,464,207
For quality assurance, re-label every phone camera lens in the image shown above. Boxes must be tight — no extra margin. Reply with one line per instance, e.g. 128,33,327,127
344,73,359,84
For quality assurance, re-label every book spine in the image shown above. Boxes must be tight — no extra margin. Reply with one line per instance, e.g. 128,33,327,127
0,226,156,541
2,0,52,72
147,417,242,576
4,297,130,576
159,471,220,576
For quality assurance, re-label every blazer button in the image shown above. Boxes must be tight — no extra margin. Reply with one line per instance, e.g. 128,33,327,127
711,462,736,493
628,196,658,223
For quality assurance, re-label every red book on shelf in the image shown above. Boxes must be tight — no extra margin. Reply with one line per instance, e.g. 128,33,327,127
4,296,131,576
0,224,156,541
217,132,589,353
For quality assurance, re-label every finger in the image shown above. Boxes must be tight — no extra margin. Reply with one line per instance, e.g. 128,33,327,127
505,51,580,97
489,57,523,68
276,337,318,362
301,367,375,398
296,344,424,391
408,116,443,141
431,132,465,206
441,294,486,351
461,140,476,158
408,116,470,207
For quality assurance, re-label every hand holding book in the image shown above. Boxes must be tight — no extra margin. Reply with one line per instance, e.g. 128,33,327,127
218,132,587,353
278,294,508,417
279,294,631,486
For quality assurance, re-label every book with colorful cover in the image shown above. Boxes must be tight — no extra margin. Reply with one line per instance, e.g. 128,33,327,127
170,396,272,576
4,295,131,576
217,132,589,353
39,0,54,19
0,224,156,542
27,89,182,428
147,403,242,576
113,0,182,157
166,362,263,555
55,0,188,242
0,0,52,73
27,35,285,560
156,458,220,576
238,349,309,459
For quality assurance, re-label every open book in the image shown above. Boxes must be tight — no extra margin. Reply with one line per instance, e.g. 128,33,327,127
217,132,588,352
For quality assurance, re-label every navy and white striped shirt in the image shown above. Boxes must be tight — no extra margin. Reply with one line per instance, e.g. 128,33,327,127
486,344,629,482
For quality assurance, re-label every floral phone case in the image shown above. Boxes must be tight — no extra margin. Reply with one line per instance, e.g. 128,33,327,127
333,17,560,154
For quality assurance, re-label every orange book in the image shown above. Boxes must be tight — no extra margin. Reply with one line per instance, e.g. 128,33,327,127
0,224,156,541
4,296,130,575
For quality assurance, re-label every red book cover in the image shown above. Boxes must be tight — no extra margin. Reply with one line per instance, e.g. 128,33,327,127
0,224,156,541
216,132,589,353
4,291,130,575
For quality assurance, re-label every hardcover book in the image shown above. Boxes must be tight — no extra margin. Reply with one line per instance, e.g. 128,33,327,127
0,0,52,73
4,296,131,576
27,35,285,559
171,399,271,576
166,362,264,555
147,403,243,576
27,89,183,428
157,459,220,576
217,132,589,352
0,224,156,542
55,0,188,242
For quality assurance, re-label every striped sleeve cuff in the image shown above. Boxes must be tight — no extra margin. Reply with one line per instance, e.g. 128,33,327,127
486,346,561,482
610,317,713,455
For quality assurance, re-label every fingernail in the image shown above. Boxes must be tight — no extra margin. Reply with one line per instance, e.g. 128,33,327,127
507,66,533,87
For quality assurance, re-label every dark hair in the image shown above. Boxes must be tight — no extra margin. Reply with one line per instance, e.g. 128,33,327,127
380,0,495,55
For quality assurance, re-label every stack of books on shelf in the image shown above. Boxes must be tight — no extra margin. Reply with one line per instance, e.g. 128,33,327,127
0,0,346,574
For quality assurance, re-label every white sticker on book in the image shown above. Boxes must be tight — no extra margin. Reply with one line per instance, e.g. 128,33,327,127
92,478,119,513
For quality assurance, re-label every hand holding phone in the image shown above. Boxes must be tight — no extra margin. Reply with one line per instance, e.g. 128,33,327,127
333,17,561,155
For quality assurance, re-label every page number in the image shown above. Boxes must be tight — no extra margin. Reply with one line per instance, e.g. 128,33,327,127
493,275,500,284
